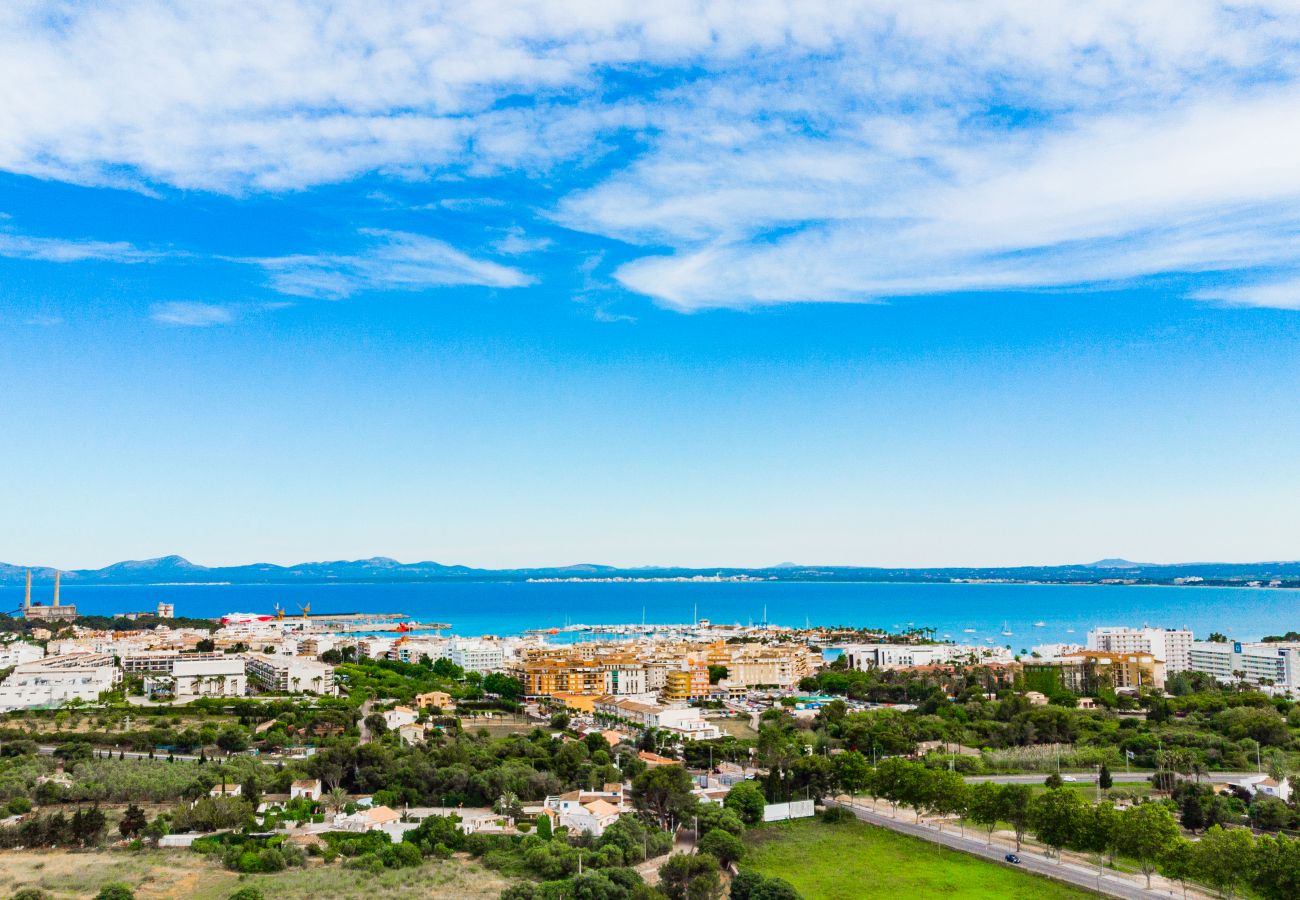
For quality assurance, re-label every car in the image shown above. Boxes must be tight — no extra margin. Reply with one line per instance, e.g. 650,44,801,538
1004,854,1021,864
1060,775,1077,782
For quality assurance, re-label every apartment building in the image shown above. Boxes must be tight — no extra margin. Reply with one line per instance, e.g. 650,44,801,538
663,665,710,701
1022,650,1165,695
1188,641,1300,693
0,641,45,668
0,654,120,710
245,654,335,694
151,657,247,700
446,640,506,673
1087,627,1193,674
593,696,723,740
122,651,228,674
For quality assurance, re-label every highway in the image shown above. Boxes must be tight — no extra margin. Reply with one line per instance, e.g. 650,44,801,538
826,796,1206,900
965,771,1256,785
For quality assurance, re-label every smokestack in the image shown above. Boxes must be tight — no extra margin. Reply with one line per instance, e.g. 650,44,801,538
24,570,31,612
53,570,60,607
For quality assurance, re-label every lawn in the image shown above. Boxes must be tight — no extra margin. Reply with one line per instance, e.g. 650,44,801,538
0,849,511,900
741,818,1097,900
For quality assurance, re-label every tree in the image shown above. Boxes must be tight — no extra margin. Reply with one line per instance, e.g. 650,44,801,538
1000,784,1033,852
94,885,134,900
364,713,388,736
195,638,216,653
1114,802,1180,888
1193,825,1257,899
215,727,248,755
729,871,801,900
431,657,463,679
482,672,523,699
549,711,571,731
707,665,729,685
119,803,148,838
1250,796,1292,831
632,765,697,829
967,782,1003,844
1098,763,1113,790
1159,837,1196,900
829,750,869,797
536,813,553,840
724,780,766,826
1028,788,1084,860
658,853,720,900
325,786,350,815
1043,772,1063,789
1252,833,1300,900
696,828,744,867
228,889,266,900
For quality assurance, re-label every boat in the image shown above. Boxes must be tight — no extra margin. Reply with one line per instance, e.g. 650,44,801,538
1033,621,1047,628
1065,627,1075,634
963,628,977,634
1000,621,1013,636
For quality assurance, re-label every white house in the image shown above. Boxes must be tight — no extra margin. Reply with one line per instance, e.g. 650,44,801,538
1221,774,1293,803
383,705,418,731
290,779,322,801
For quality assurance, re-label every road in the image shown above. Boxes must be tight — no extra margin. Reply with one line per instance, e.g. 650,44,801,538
965,771,1257,785
38,744,201,762
826,796,1203,900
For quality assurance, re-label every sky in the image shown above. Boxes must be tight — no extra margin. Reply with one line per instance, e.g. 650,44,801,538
4,2,1300,570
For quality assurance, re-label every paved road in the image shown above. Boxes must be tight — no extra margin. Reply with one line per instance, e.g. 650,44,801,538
964,771,1257,785
827,797,1190,900
38,744,201,762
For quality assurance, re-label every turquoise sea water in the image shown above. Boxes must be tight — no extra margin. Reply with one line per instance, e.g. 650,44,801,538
5,581,1296,649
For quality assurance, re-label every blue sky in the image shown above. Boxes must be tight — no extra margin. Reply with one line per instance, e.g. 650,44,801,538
3,2,1300,569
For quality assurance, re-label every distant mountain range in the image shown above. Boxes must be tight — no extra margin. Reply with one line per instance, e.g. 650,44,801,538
2,554,1300,587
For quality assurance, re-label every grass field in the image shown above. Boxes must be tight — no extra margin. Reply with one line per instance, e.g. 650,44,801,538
742,818,1097,900
0,849,511,899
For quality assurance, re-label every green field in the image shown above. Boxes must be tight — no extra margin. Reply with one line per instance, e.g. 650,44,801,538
741,818,1097,900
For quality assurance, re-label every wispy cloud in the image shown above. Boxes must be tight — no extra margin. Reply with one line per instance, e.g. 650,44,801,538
492,226,552,256
0,232,157,264
1193,277,1300,310
255,230,532,299
150,302,235,327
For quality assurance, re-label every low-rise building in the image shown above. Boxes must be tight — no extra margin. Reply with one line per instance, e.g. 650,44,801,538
122,651,228,674
245,654,334,695
0,653,120,710
291,779,322,801
593,696,722,740
0,641,45,668
151,657,246,699
415,690,455,710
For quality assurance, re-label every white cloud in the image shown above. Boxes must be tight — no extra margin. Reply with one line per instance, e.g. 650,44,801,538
255,230,533,299
150,302,235,326
492,226,552,256
6,3,1300,308
0,232,157,263
1193,278,1300,310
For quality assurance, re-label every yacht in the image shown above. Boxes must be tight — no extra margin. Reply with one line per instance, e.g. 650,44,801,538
1033,621,1047,628
1000,621,1013,636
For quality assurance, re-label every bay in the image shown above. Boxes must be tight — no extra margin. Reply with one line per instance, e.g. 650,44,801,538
3,581,1296,649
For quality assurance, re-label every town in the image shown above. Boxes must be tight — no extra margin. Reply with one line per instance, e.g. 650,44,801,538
2,583,1300,899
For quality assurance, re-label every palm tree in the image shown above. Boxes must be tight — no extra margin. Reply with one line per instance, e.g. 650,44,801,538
325,786,350,817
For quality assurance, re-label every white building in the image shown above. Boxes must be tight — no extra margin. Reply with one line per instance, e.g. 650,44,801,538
840,643,1012,671
244,654,335,694
446,639,506,673
0,641,45,668
291,779,322,801
1087,627,1193,674
1187,641,1300,694
543,787,626,836
601,662,647,696
594,696,723,740
0,654,121,710
122,652,227,674
163,657,247,699
383,705,418,730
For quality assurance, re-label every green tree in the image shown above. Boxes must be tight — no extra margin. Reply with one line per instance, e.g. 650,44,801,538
632,765,697,829
1159,837,1196,900
1098,763,1113,790
696,828,744,867
215,727,248,755
966,782,1004,845
228,889,265,900
1250,796,1292,831
118,803,148,838
707,665,729,684
1000,784,1033,852
1028,788,1084,860
1114,802,1180,888
1193,825,1257,899
724,780,766,826
94,885,134,900
659,853,720,900
1251,833,1300,900
833,750,871,796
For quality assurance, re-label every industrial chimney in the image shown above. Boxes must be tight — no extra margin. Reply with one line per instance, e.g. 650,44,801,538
53,570,60,607
24,569,31,613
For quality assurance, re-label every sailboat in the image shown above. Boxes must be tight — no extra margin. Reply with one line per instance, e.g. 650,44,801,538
1000,621,1013,636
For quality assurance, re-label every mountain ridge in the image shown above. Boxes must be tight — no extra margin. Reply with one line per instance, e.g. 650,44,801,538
4,555,1300,587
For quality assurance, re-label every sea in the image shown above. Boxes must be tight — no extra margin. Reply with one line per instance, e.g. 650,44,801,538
3,581,1296,649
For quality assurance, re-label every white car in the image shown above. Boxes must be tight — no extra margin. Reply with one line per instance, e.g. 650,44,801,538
1061,775,1078,783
